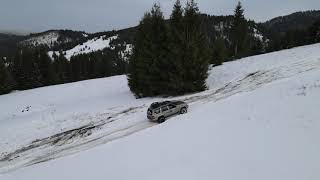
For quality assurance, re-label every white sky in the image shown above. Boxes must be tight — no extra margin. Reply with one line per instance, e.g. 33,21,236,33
1,0,320,33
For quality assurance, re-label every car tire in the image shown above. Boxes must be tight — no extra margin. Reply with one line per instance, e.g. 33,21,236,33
157,116,165,123
180,107,187,114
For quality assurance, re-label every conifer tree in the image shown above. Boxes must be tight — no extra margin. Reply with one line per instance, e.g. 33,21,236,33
128,4,169,97
230,2,249,57
180,0,210,92
128,12,152,97
12,49,42,90
308,20,320,43
167,0,185,94
53,52,69,83
37,48,56,85
128,0,210,97
170,0,184,31
212,36,227,65
0,59,15,94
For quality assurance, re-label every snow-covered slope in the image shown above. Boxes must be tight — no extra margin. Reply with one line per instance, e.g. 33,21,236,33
19,30,89,49
48,35,118,60
20,31,62,48
1,43,320,179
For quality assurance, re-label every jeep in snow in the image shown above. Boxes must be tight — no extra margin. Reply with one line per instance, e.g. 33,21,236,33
147,101,188,123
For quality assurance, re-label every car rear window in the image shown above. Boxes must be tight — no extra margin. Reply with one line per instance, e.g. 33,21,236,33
151,101,170,109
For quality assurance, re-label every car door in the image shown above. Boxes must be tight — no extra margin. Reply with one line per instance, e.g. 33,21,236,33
168,104,178,116
161,106,171,117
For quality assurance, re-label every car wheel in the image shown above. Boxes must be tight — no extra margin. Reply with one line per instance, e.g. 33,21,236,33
180,107,187,114
157,116,165,123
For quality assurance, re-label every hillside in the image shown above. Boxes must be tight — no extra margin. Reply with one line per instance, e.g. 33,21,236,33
263,10,320,34
0,33,25,59
0,10,319,63
0,14,266,60
1,10,320,96
0,11,320,61
0,43,320,179
19,30,88,49
2,10,319,62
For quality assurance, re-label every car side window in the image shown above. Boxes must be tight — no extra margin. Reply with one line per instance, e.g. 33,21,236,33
168,104,176,109
154,108,160,114
161,106,169,112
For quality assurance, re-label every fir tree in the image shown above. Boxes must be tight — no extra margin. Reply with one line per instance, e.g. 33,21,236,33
167,0,185,94
12,49,42,90
53,52,69,83
0,59,15,94
128,4,169,97
128,1,210,97
308,20,320,43
170,0,184,29
37,48,57,85
230,2,249,57
212,37,227,65
180,0,210,93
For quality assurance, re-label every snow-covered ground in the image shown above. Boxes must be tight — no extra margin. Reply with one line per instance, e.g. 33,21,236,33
1,43,320,179
48,35,118,60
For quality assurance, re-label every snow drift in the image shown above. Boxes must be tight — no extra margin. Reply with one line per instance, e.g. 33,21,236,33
1,43,320,180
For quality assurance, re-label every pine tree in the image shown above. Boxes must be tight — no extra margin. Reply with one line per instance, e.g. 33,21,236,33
37,48,57,85
308,20,320,43
171,0,184,29
53,52,69,83
128,1,210,97
212,37,227,65
12,49,42,90
147,4,170,95
70,56,81,81
0,59,15,94
128,4,169,97
230,2,249,57
128,12,151,97
180,0,210,92
167,0,185,94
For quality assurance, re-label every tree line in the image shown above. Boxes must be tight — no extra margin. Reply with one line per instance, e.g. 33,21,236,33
266,19,320,51
1,1,320,96
0,47,127,94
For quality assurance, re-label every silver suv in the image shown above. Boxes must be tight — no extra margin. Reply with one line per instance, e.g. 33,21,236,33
147,101,188,123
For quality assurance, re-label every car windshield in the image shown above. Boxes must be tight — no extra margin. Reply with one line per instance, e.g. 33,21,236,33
150,101,170,109
154,108,160,114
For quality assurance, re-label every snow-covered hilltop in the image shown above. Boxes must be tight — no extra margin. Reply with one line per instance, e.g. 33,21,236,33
19,30,88,48
0,43,320,179
20,31,62,48
48,35,119,60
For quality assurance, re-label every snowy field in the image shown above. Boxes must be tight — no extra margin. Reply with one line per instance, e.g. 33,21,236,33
1,43,320,179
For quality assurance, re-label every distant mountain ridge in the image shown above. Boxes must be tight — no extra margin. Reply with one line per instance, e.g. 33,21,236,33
0,29,31,36
1,10,320,60
262,10,320,34
19,30,89,50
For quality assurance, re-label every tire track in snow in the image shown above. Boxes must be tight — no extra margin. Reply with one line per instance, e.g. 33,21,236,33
1,57,320,174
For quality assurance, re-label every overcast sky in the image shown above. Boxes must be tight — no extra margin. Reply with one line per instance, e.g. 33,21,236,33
1,0,320,33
